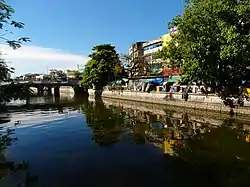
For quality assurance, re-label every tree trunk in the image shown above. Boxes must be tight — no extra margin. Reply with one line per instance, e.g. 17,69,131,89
94,89,103,98
94,82,103,98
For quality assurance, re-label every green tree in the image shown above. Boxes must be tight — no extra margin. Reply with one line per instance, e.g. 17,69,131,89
82,44,124,97
0,0,32,106
160,0,250,101
74,70,82,80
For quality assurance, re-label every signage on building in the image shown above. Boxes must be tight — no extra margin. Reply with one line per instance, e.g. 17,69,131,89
162,68,181,76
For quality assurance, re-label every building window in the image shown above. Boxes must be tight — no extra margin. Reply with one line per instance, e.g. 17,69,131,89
143,41,162,51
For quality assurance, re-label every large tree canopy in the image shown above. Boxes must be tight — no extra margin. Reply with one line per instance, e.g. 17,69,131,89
82,44,124,91
160,0,250,98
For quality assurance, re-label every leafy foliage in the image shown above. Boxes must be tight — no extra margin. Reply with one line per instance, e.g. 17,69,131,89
0,84,34,104
74,70,82,80
0,56,13,81
0,0,32,105
0,0,31,49
159,0,250,98
82,44,125,90
0,128,16,151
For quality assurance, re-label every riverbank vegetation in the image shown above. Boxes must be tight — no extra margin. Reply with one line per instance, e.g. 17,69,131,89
159,0,250,102
0,0,33,107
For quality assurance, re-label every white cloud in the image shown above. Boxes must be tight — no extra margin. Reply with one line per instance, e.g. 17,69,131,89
0,45,89,76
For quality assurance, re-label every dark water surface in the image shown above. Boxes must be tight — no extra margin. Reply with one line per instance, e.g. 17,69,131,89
1,97,250,187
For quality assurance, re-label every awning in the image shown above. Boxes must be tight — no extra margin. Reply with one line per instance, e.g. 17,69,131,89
167,75,181,83
143,79,152,83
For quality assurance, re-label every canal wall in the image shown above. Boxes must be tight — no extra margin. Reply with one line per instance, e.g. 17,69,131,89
33,86,250,116
89,96,250,122
88,96,224,125
88,90,250,116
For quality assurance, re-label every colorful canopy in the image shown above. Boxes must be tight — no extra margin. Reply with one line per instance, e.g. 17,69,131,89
166,75,181,83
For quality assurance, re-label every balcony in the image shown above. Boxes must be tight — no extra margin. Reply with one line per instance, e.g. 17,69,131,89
144,46,162,55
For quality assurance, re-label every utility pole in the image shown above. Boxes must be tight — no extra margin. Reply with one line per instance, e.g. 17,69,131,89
46,65,49,74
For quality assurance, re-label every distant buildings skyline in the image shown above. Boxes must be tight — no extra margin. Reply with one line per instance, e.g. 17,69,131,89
128,26,176,77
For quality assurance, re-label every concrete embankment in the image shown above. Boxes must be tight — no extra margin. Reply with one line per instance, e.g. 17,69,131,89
88,96,250,124
88,90,250,116
45,87,250,116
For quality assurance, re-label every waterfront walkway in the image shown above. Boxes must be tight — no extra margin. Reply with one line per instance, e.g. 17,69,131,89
88,90,250,116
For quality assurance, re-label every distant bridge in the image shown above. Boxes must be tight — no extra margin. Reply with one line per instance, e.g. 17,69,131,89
0,80,80,86
0,80,83,97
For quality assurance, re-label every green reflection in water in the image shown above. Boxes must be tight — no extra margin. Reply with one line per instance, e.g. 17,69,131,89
82,98,250,186
173,119,250,186
81,99,124,146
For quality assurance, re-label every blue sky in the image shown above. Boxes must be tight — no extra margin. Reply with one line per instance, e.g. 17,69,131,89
2,0,184,75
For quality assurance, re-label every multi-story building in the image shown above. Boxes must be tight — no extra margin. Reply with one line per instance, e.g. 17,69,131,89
128,42,145,76
128,27,179,77
129,42,144,61
143,37,164,75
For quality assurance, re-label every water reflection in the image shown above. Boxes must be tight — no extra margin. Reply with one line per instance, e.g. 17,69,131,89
0,97,250,186
171,122,250,186
83,98,250,186
82,99,124,146
0,126,38,186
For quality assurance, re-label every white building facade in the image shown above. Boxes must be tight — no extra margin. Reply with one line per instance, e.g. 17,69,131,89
142,37,164,74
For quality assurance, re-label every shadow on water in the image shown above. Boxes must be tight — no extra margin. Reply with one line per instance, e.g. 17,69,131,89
0,122,38,187
81,98,250,187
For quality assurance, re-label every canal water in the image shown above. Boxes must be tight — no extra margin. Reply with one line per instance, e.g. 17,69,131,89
1,96,250,187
